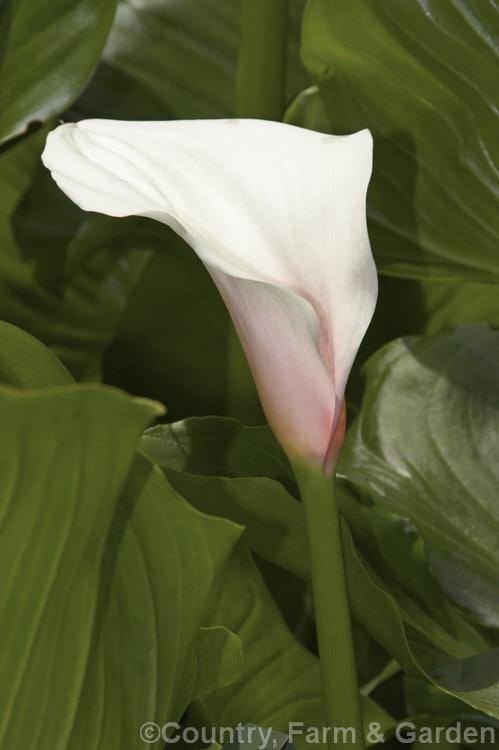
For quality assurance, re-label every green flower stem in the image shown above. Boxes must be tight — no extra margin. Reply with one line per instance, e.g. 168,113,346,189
292,460,365,749
235,0,288,120
226,0,289,422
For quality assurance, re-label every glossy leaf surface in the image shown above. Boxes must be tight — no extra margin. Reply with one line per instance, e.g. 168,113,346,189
0,0,118,143
341,325,499,629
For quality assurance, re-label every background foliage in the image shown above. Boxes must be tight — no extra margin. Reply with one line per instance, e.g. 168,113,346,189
0,0,498,748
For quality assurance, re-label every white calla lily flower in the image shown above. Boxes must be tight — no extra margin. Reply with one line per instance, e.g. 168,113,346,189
42,118,377,472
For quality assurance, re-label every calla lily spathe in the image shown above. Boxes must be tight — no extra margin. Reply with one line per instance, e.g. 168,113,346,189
42,118,377,472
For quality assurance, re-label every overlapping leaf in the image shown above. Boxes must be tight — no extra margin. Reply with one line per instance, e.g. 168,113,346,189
141,399,499,717
196,543,394,748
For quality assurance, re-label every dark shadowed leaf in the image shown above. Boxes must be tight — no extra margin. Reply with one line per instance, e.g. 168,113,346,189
0,140,153,381
103,234,231,419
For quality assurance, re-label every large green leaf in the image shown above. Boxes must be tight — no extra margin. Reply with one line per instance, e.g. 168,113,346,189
300,1,499,281
340,324,499,629
0,378,244,748
0,0,118,144
0,385,161,747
